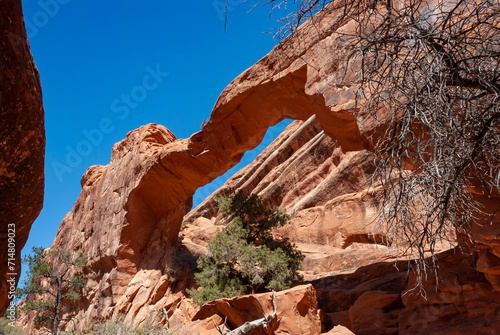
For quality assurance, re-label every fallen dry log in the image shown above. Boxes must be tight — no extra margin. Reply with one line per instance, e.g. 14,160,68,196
213,292,277,335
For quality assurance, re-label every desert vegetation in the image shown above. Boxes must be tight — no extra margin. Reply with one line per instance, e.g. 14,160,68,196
82,314,168,335
188,191,303,305
0,317,24,335
16,247,87,335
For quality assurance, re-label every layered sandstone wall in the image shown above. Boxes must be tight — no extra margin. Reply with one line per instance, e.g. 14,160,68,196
185,116,375,222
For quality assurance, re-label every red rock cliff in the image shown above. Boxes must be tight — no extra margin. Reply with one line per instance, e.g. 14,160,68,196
0,0,45,315
185,116,375,222
46,16,368,328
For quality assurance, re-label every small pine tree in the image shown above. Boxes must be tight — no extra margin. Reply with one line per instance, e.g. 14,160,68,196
16,246,87,335
189,191,303,305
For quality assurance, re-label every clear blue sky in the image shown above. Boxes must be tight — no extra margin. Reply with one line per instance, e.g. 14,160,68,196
20,0,294,262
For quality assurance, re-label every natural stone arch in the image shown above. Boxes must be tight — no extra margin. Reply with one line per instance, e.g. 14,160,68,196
51,49,364,322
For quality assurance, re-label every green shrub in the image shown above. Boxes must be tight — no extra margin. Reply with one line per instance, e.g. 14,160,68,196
0,317,25,335
188,191,303,305
90,314,166,335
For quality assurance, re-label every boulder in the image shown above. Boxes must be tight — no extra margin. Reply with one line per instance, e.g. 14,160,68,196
188,284,322,335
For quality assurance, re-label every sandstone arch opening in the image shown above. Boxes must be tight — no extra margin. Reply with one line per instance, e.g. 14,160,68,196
49,59,364,322
118,65,332,274
192,118,294,209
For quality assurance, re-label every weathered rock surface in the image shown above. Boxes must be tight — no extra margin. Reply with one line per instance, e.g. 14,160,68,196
182,284,322,335
46,124,183,327
183,119,453,278
312,249,500,334
0,0,45,315
41,12,377,331
184,116,400,277
185,116,375,221
322,325,355,335
470,192,500,292
399,250,500,334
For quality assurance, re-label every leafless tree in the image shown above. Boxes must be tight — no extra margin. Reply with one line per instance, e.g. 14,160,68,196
253,0,500,291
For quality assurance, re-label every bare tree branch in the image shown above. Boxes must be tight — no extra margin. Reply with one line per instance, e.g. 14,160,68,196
213,292,277,335
254,0,500,293
162,307,170,332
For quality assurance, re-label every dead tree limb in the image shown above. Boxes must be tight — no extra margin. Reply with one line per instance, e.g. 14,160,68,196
162,307,170,332
213,318,225,334
213,292,277,335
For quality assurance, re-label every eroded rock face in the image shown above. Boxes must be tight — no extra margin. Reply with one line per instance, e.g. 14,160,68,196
312,249,500,334
0,0,45,315
184,116,396,276
44,16,372,330
48,124,181,325
470,192,500,291
183,118,454,278
185,116,375,222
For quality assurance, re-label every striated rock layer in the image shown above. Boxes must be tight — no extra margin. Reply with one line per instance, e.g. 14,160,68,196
0,0,45,315
183,117,404,278
183,117,454,278
185,116,375,222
